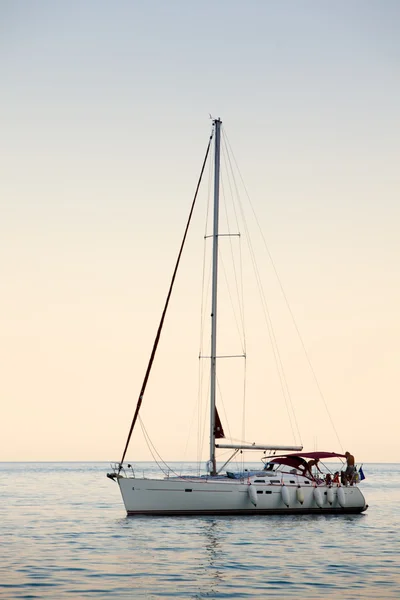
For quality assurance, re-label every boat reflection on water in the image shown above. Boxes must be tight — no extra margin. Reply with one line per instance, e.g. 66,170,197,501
200,519,225,596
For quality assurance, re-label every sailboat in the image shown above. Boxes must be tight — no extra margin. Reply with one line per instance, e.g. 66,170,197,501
108,119,368,515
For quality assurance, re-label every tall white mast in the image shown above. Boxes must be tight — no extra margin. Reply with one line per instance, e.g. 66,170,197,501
209,118,221,476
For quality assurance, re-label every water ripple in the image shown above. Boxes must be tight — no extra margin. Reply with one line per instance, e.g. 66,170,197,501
1,462,399,598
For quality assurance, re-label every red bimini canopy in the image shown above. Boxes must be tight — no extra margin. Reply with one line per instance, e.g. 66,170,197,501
269,451,345,469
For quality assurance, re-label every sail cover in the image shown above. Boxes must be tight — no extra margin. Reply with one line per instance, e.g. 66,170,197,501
214,408,225,438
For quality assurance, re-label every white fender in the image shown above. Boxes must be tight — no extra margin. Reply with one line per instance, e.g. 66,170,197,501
281,484,290,507
313,485,324,508
248,484,257,506
337,485,346,507
296,485,304,505
327,486,334,506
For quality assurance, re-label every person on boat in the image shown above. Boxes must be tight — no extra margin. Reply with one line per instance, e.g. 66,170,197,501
333,471,340,484
345,451,355,483
305,458,322,479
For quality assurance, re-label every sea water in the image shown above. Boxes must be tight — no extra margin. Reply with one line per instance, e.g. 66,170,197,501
0,462,399,599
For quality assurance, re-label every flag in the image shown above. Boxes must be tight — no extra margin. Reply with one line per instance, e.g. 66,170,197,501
214,407,225,438
359,466,366,481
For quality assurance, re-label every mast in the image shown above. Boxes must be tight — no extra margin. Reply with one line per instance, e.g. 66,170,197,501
209,118,221,476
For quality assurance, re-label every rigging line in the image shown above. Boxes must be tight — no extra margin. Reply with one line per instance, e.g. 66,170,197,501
241,356,247,467
118,129,214,469
198,272,211,469
223,132,340,450
220,134,246,338
197,351,202,469
221,131,247,425
138,415,200,480
198,151,213,366
196,356,208,474
223,144,246,348
138,416,197,477
221,139,244,345
199,372,211,469
199,237,213,355
238,240,246,355
223,166,300,444
248,223,301,445
197,332,211,470
138,416,175,477
222,131,302,446
225,436,259,445
181,370,204,473
197,161,213,469
218,249,246,356
199,144,214,351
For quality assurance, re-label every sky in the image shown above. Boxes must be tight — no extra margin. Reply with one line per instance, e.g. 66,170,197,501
1,1,399,463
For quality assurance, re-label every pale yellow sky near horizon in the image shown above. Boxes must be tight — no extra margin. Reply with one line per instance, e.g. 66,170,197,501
1,1,399,463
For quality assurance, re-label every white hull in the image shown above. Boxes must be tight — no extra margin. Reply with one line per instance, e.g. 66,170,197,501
117,475,367,516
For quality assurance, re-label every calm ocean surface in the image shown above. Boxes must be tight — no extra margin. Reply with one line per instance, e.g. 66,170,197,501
1,462,399,599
